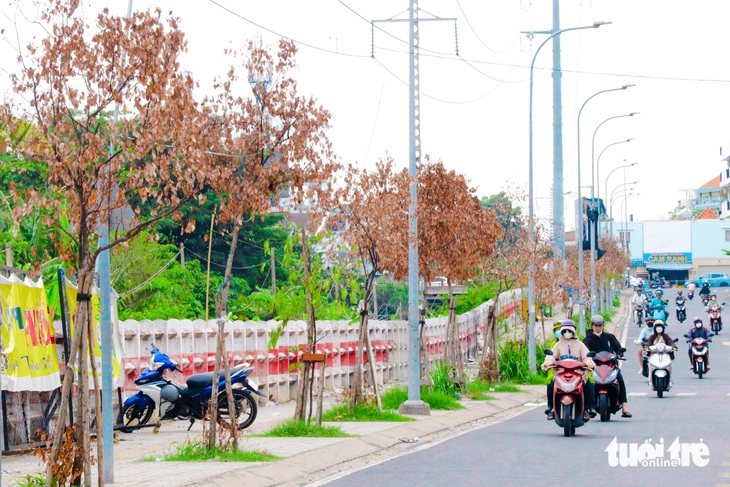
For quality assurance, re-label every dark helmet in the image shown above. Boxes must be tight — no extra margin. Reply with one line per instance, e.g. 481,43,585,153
677,290,683,295
645,317,655,327
711,294,717,299
590,315,605,327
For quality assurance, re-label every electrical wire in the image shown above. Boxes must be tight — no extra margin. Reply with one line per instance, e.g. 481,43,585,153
184,247,266,270
118,251,181,299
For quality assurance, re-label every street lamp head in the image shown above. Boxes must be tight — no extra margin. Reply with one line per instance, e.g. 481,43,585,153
630,162,639,166
629,112,640,116
593,21,612,28
621,84,636,90
626,138,635,143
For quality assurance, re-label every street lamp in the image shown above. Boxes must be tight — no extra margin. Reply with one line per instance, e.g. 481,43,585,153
610,181,638,209
605,162,638,235
621,193,639,251
576,86,633,328
589,111,638,315
528,20,610,372
596,138,634,205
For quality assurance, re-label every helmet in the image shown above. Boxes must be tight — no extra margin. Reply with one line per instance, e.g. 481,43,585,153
704,281,709,285
693,316,702,323
654,320,665,333
645,318,655,327
552,322,562,332
590,315,605,326
677,290,683,295
711,294,717,299
654,319,665,326
559,319,577,337
656,289,664,296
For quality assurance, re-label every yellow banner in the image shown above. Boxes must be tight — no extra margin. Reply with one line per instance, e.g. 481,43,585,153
0,275,61,392
64,280,124,388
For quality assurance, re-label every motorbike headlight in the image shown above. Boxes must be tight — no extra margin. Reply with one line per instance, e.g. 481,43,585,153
555,376,578,393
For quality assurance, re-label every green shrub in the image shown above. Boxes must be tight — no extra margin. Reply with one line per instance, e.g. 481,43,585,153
499,340,548,383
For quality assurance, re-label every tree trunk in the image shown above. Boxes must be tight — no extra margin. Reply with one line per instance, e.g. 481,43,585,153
479,289,503,383
295,227,317,421
87,322,104,487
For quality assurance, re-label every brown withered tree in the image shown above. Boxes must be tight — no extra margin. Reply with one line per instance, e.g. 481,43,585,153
326,157,410,411
416,159,500,379
204,38,338,441
0,3,220,484
478,190,529,381
532,223,569,342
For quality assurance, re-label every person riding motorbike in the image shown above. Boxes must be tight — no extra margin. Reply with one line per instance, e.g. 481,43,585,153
544,322,562,417
687,281,696,299
636,317,655,375
643,320,678,377
542,320,596,422
630,288,648,324
582,315,631,418
705,294,724,332
649,289,668,321
685,316,711,370
675,290,684,304
699,281,711,300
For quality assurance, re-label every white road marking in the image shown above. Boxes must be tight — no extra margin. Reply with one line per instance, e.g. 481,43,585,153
675,392,697,396
628,392,648,396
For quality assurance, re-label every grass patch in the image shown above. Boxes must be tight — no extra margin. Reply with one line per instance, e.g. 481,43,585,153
468,380,523,395
381,386,465,411
469,392,495,401
14,473,45,487
321,403,415,422
142,438,280,462
259,418,353,438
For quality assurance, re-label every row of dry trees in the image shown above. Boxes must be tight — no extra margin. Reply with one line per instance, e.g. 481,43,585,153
0,2,628,484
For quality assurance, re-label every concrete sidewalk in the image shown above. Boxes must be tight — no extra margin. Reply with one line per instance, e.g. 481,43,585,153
1,386,545,487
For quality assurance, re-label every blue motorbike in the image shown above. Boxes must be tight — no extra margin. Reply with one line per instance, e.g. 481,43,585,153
120,344,266,433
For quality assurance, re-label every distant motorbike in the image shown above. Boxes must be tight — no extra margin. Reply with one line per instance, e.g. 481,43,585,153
120,344,265,433
701,295,710,307
675,297,687,323
687,289,695,300
592,349,626,422
685,335,712,379
708,305,723,334
635,305,644,327
646,342,676,398
544,350,596,437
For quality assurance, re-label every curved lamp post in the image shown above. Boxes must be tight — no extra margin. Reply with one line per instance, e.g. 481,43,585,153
576,87,633,328
528,20,611,372
621,193,639,251
605,162,638,235
596,138,635,204
589,111,638,314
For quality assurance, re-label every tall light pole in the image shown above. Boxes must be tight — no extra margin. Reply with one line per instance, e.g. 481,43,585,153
610,182,638,209
596,138,634,205
576,85,631,329
528,20,610,372
588,110,637,315
605,162,638,235
621,193,638,251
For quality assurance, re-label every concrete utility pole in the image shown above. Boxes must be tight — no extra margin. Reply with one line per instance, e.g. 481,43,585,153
372,3,456,415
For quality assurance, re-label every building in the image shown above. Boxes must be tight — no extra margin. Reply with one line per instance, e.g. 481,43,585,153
693,175,722,216
721,143,730,219
611,219,730,283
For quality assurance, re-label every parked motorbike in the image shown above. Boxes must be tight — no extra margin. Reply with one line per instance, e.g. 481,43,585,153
120,344,266,433
675,298,687,323
592,349,626,422
635,305,644,327
544,349,596,437
708,305,724,334
646,342,676,398
685,335,712,379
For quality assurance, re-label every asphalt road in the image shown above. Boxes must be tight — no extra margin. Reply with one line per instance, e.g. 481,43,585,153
319,287,730,487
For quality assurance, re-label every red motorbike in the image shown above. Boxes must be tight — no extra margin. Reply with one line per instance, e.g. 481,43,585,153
708,306,723,334
686,336,712,378
545,350,595,437
592,349,626,422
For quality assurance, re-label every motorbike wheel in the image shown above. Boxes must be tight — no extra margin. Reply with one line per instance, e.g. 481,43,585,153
598,395,609,422
655,377,664,398
697,361,704,379
119,401,154,433
216,389,258,430
562,404,572,437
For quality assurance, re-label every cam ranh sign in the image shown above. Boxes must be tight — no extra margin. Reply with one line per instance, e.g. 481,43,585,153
643,253,692,264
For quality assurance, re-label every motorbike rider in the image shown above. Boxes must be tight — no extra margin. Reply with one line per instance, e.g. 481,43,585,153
630,287,648,324
649,289,668,321
705,293,724,332
643,320,678,373
685,316,711,370
542,320,596,422
675,290,685,305
699,281,711,300
582,315,631,418
637,317,655,374
687,280,696,298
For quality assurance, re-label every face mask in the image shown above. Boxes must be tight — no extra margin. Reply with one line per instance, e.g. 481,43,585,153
695,323,702,328
655,327,664,334
555,331,561,339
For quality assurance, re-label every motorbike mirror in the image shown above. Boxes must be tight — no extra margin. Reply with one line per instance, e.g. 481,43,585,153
543,349,554,355
586,351,597,358
618,347,627,354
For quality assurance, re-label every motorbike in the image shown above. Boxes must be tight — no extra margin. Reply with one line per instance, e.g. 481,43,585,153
688,289,695,300
120,344,266,433
685,335,712,379
592,349,626,422
708,305,724,334
646,342,676,398
675,298,687,323
635,305,644,327
634,339,649,378
701,294,710,307
544,349,596,437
